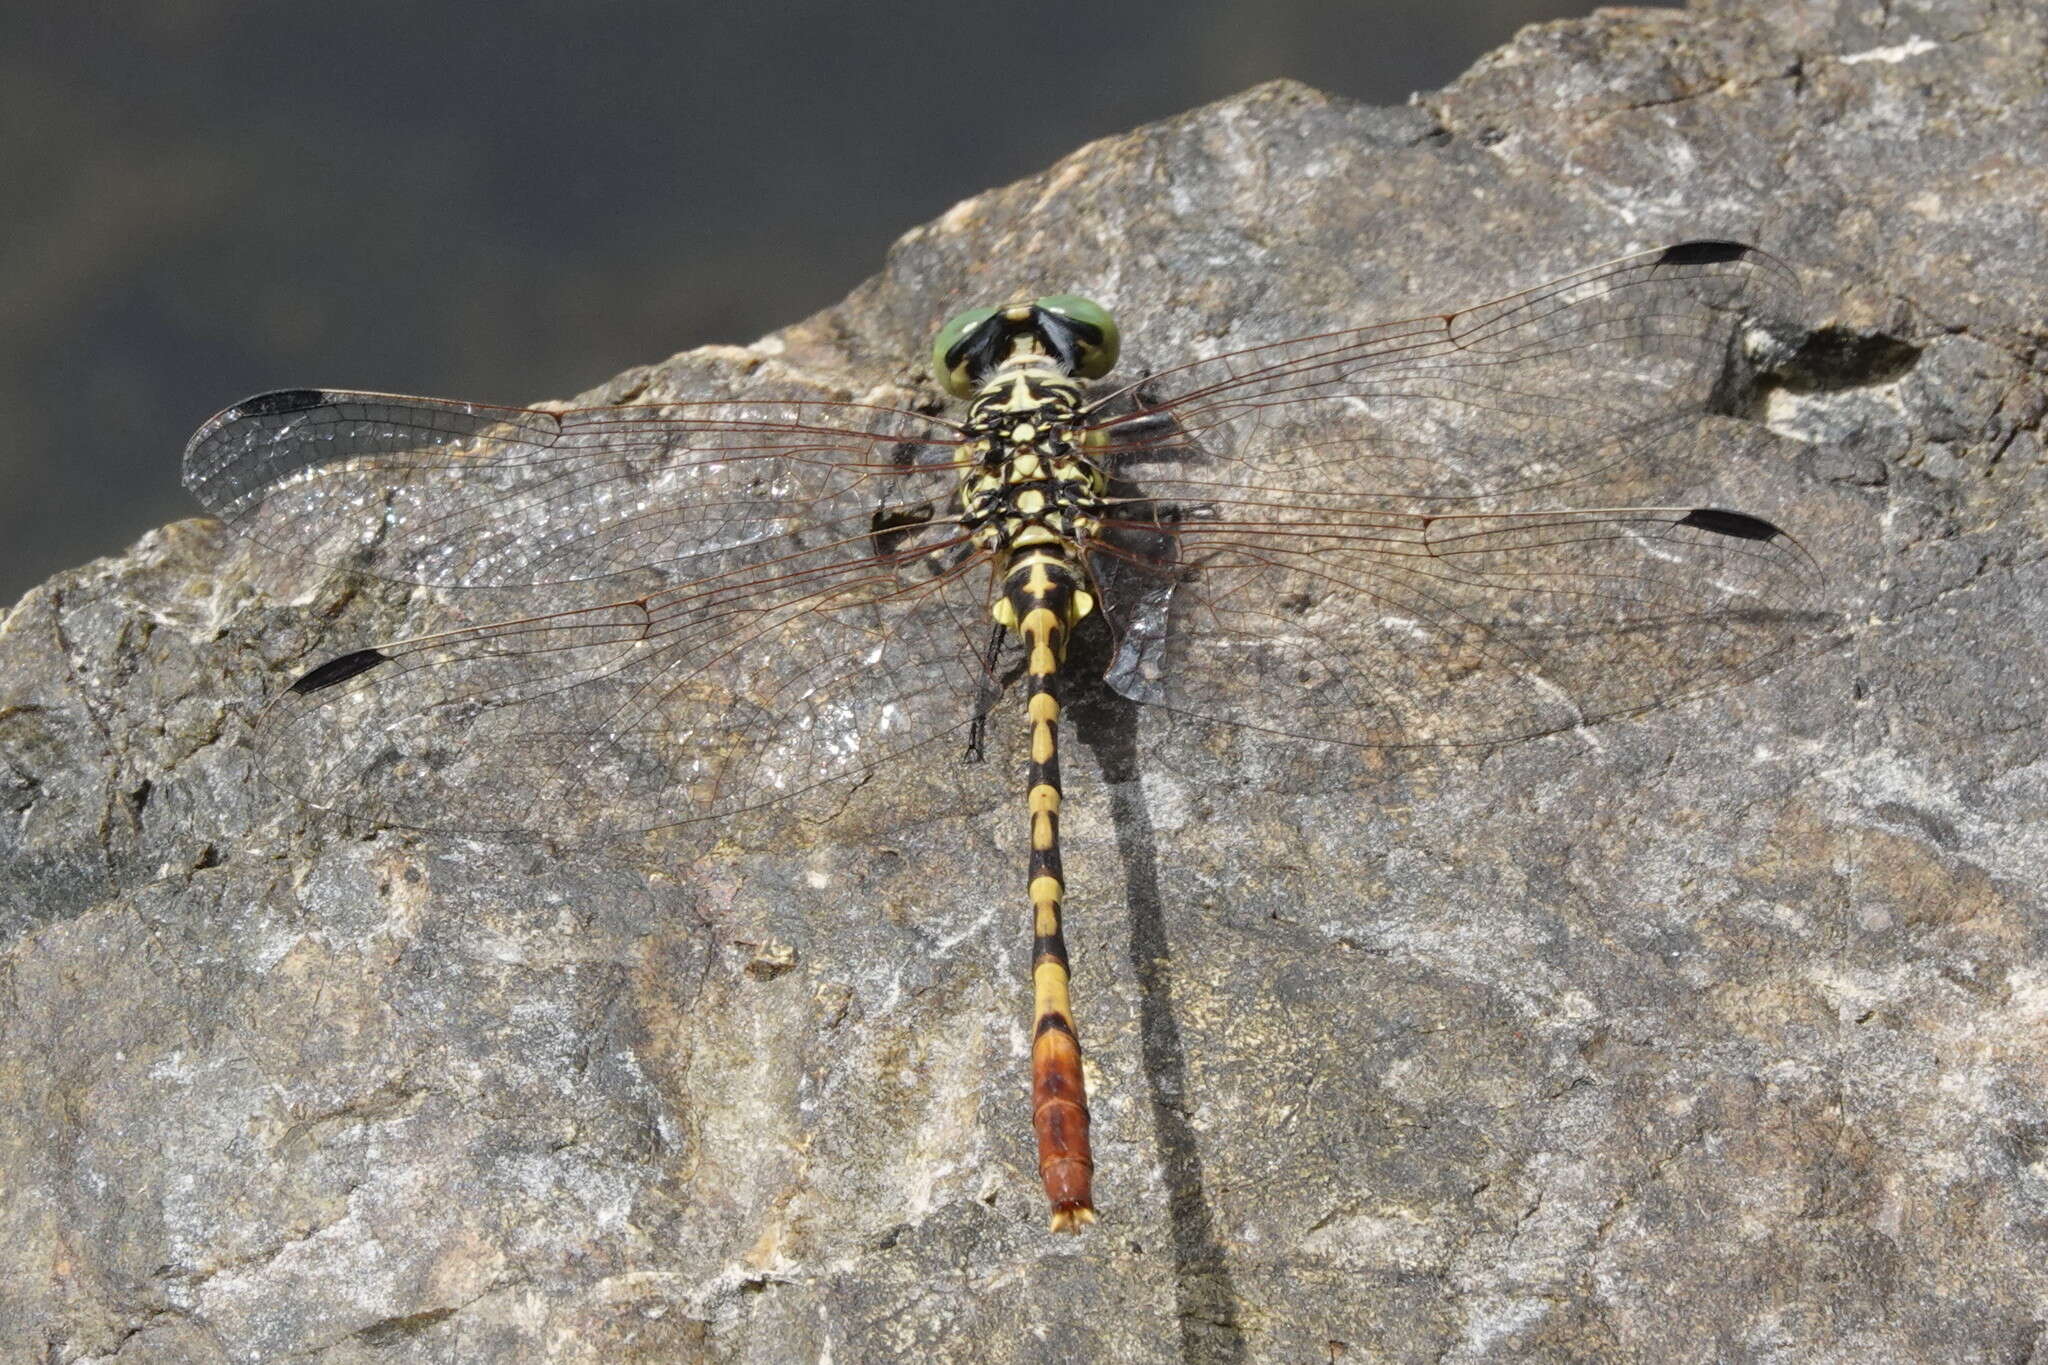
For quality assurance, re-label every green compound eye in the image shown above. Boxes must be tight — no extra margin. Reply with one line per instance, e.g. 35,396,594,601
932,306,1000,397
1034,295,1121,379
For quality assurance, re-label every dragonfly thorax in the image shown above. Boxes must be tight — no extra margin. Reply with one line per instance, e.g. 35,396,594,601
957,364,1106,559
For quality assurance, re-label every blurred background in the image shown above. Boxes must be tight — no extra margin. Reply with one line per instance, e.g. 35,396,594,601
3,0,1652,604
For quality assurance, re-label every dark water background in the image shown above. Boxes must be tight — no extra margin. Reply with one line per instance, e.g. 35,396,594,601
2,1,1650,603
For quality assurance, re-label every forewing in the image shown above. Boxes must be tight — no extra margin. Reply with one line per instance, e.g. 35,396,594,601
184,389,965,590
1086,241,1798,505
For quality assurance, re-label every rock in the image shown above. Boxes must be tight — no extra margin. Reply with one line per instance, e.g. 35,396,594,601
5,0,2043,1358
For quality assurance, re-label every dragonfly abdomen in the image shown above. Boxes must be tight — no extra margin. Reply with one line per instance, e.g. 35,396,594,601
997,546,1098,1231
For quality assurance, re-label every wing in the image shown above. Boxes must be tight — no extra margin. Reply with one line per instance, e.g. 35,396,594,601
184,389,967,590
190,388,996,841
1077,241,1831,747
255,520,1003,842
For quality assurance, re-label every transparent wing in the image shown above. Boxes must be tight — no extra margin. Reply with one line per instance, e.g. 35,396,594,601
184,389,966,590
1078,241,1831,746
258,528,1002,841
194,241,1828,838
1085,241,1796,501
189,388,993,840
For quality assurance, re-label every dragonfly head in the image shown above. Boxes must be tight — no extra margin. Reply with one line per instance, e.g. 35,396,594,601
932,295,1120,398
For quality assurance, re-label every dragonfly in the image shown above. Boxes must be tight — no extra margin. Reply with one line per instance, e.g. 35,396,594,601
184,239,1826,1232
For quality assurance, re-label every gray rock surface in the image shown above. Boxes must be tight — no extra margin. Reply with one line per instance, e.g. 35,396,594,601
4,0,2044,1359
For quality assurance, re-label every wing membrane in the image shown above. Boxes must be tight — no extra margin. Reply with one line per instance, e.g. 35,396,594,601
1079,242,1828,747
261,533,1000,840
1086,241,1796,503
195,240,1828,838
185,389,965,590
1089,480,1825,748
189,387,990,838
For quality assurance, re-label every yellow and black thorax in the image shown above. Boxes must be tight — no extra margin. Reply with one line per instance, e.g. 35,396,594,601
931,296,1123,639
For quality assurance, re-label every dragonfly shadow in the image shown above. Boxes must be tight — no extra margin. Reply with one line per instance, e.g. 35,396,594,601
1067,649,1249,1364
